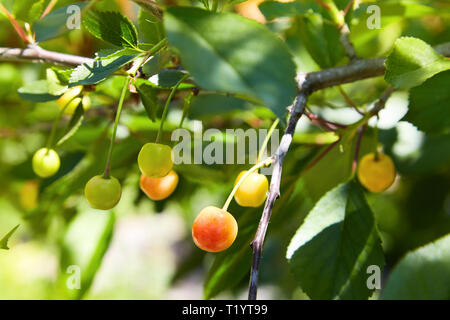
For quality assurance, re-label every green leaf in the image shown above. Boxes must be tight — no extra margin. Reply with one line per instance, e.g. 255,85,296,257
18,79,60,102
383,234,450,300
69,50,137,86
50,67,72,84
190,93,257,118
385,37,450,89
34,2,88,42
0,224,19,250
138,8,164,44
259,1,314,20
294,13,345,68
83,11,138,48
56,102,85,147
287,182,385,300
164,7,297,120
59,211,115,299
141,50,171,77
14,0,45,23
158,69,187,88
46,68,68,96
404,70,450,134
136,82,158,122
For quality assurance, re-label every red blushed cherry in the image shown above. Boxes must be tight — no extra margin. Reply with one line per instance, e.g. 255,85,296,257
140,170,179,201
192,206,238,252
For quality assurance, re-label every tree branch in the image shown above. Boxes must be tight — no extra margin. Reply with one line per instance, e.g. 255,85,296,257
248,42,450,300
248,79,310,300
305,42,450,90
0,46,94,67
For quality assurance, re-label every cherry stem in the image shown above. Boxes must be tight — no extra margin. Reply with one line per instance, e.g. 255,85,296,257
305,111,347,131
338,85,364,115
304,139,340,172
222,158,273,212
352,126,365,175
179,91,194,129
257,118,279,163
374,116,380,161
103,77,130,179
155,73,189,143
45,94,80,150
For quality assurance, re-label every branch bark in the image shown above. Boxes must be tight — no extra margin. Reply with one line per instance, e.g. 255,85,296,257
248,78,311,300
0,46,94,67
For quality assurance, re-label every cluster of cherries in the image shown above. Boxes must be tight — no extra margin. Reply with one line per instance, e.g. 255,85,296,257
31,87,397,253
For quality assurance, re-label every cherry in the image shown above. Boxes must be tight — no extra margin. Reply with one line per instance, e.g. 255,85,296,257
140,170,179,201
137,142,173,178
57,86,91,115
84,175,122,210
234,170,269,207
192,206,238,252
357,152,396,193
32,148,60,178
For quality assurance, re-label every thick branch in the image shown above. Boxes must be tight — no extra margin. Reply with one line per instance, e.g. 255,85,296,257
0,46,93,66
305,42,450,91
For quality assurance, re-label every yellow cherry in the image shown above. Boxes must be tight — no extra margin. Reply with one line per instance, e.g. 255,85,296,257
234,170,269,207
357,153,396,193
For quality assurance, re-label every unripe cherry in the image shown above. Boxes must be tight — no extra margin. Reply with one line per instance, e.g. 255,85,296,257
84,175,122,210
32,148,60,178
137,142,173,178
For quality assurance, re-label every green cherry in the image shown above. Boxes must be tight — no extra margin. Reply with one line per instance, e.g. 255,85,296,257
32,148,60,178
84,175,122,210
137,143,173,178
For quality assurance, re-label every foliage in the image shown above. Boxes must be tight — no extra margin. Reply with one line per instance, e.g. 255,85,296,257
0,0,448,300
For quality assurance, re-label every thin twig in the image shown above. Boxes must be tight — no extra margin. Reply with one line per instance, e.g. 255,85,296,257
305,110,347,131
40,0,59,19
314,0,331,10
370,86,395,115
0,46,93,66
248,84,310,300
338,85,364,115
343,0,354,16
304,139,340,173
338,23,358,61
